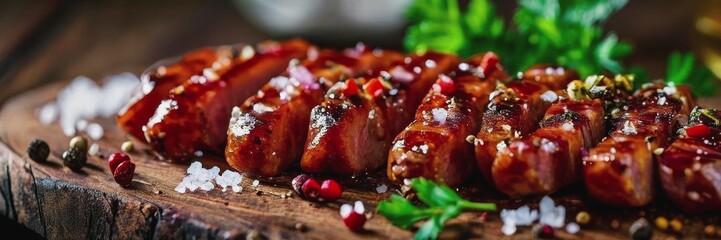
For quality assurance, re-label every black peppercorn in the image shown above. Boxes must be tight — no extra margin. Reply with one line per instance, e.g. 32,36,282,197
629,218,652,240
62,147,87,171
27,139,50,162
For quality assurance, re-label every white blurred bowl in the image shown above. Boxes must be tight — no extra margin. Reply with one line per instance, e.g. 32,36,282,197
234,0,411,46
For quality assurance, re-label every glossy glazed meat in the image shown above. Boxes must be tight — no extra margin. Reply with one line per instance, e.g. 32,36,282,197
387,52,509,187
475,65,578,186
225,45,404,176
493,97,606,197
117,47,221,141
583,83,695,206
301,52,460,174
144,39,311,161
659,107,721,212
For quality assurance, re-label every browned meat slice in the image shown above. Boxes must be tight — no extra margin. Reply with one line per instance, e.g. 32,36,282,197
475,65,578,186
659,107,721,213
144,39,311,161
583,83,695,206
225,45,403,176
492,96,606,197
117,46,221,141
387,52,509,187
301,52,460,174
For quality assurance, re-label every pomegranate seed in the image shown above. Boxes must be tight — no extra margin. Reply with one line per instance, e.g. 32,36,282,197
340,201,367,232
533,224,555,238
480,52,500,77
432,74,454,95
292,174,313,198
301,178,321,200
343,80,359,97
685,124,711,138
364,78,384,97
108,152,130,173
319,179,343,201
113,161,135,187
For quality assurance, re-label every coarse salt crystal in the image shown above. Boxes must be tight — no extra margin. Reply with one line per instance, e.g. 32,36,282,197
252,180,260,187
431,108,448,124
88,143,100,156
566,222,580,234
87,123,104,140
541,90,558,102
562,122,574,132
622,121,638,135
38,103,59,125
376,184,388,193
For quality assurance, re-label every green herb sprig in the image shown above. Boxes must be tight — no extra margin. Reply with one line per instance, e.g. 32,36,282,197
377,178,497,240
404,0,718,95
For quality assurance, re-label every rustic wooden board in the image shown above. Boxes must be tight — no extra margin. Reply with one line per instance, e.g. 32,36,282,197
1,82,720,239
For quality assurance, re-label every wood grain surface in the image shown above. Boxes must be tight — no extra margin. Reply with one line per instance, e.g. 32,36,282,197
0,1,720,239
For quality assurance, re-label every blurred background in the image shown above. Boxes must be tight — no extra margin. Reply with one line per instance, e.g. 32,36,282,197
0,0,719,105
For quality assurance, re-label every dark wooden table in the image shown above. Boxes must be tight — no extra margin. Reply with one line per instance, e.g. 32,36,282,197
1,1,720,239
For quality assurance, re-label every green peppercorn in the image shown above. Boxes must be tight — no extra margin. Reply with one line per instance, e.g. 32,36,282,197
69,136,88,151
62,148,87,171
121,141,134,152
27,139,50,162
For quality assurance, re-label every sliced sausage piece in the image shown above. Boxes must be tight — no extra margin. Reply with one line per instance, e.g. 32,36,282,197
387,52,508,187
300,52,460,175
144,39,311,161
659,107,721,213
118,46,221,141
493,98,606,197
226,45,403,176
475,65,577,186
583,83,695,206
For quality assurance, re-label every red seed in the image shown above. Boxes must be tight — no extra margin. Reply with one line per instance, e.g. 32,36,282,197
113,161,135,187
301,178,321,199
319,179,343,201
363,78,384,97
541,224,555,238
108,152,130,172
343,80,359,97
292,174,313,198
686,124,711,138
340,202,367,232
432,74,454,95
480,52,500,77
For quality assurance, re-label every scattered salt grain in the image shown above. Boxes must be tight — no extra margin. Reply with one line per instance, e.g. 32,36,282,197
622,121,638,135
566,222,580,234
431,108,448,124
376,184,388,194
562,122,574,132
88,143,99,156
502,222,517,236
75,119,88,131
252,180,260,188
42,74,139,136
38,103,59,125
175,161,244,193
541,90,558,102
539,196,566,228
87,123,104,140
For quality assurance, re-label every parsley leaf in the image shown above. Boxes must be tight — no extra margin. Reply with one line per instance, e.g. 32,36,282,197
666,52,716,96
377,178,496,240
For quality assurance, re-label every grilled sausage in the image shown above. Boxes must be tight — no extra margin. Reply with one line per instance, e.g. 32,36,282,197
583,83,695,206
659,107,721,212
387,52,508,187
300,52,460,174
226,45,403,176
118,47,221,141
475,65,577,186
144,39,311,161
